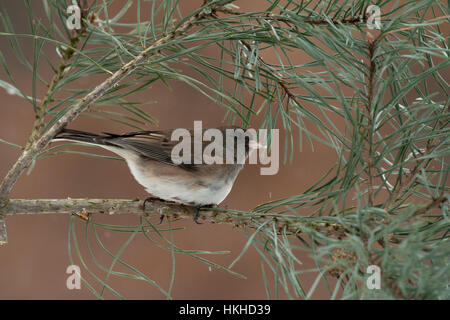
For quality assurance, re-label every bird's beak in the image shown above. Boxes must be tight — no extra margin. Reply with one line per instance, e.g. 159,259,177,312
249,140,267,150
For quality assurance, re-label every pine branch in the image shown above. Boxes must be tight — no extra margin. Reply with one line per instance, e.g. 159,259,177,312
365,39,377,207
0,199,348,238
27,0,91,147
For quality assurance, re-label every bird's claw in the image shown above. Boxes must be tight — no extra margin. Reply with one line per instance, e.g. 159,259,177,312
192,205,215,224
143,196,166,223
193,207,203,225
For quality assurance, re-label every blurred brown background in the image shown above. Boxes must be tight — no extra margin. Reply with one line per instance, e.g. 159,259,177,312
0,0,343,299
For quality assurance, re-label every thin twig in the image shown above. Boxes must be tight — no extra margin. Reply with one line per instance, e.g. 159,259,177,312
28,6,89,146
0,215,6,245
365,40,377,207
412,195,448,217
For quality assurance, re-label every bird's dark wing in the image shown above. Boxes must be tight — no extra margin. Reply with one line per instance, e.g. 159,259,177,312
104,130,197,170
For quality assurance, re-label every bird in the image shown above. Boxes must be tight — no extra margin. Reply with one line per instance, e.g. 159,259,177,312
53,126,264,223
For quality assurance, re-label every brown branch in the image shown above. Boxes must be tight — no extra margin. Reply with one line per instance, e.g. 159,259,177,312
0,215,6,245
0,199,348,238
412,195,448,217
365,40,377,207
0,0,236,245
304,15,367,25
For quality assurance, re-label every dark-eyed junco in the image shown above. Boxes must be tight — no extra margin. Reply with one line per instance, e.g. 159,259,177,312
53,126,263,222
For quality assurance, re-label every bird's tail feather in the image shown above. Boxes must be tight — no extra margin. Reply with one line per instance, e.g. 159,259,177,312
53,128,106,145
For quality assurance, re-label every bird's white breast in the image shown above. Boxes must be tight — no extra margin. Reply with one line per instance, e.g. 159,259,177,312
135,171,233,206
124,156,234,206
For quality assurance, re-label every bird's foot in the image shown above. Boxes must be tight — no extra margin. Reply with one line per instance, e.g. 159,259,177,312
143,196,163,212
193,204,215,225
193,206,202,225
143,196,166,223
